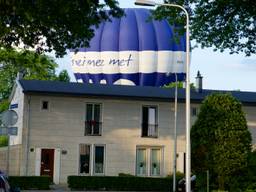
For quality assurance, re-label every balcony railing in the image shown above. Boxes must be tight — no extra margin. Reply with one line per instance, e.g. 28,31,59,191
141,123,158,138
85,121,102,136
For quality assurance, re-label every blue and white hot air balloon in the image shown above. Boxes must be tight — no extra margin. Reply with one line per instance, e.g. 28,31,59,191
71,8,186,87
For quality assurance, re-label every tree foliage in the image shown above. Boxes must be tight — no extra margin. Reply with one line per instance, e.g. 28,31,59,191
191,93,252,190
152,0,256,56
0,48,70,101
0,136,8,147
164,81,195,89
0,0,123,57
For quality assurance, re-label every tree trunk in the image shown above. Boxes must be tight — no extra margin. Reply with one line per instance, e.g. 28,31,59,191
218,175,225,190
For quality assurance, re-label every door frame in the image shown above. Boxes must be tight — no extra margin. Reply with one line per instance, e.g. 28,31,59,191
35,148,60,184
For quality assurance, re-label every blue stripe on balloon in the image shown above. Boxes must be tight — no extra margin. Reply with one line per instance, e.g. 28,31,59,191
101,18,120,51
119,9,139,51
74,72,186,87
70,8,186,52
134,9,157,51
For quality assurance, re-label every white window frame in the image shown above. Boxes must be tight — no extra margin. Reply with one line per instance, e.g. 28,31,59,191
85,103,102,136
150,147,162,176
93,144,106,175
136,146,163,177
78,144,91,175
136,147,148,176
141,105,158,138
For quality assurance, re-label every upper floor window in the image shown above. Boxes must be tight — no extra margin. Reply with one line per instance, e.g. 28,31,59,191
192,107,199,117
41,101,49,110
142,106,158,138
85,103,102,136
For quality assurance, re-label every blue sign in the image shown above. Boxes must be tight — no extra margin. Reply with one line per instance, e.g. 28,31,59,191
10,104,18,109
71,8,187,87
0,127,18,136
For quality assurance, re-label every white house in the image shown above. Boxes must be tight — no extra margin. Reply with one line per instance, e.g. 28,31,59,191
1,77,256,184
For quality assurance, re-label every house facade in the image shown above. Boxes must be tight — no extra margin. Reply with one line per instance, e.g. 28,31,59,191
1,79,256,184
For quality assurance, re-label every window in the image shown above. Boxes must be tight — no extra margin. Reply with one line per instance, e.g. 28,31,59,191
79,144,105,175
136,148,147,175
142,106,158,137
85,103,102,135
192,107,198,116
41,101,49,110
136,147,162,176
150,149,161,176
79,144,90,174
94,145,105,174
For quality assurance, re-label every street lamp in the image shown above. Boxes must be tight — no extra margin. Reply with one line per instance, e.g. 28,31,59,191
134,1,191,192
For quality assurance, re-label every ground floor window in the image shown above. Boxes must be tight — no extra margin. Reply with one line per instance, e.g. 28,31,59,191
136,148,147,175
136,146,163,176
79,144,90,174
79,144,105,175
94,145,105,174
150,148,161,176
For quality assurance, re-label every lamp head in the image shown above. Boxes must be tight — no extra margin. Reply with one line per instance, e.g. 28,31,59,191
134,0,156,6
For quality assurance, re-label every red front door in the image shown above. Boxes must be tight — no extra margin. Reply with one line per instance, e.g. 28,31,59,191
40,149,54,180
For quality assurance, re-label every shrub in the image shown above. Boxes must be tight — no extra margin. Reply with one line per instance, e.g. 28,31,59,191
68,176,173,191
191,93,252,190
118,173,135,177
8,176,51,190
0,136,8,147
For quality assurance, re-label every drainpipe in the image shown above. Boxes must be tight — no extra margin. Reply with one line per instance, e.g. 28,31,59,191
25,96,31,176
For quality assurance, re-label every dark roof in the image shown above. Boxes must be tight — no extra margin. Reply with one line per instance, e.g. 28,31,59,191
19,80,256,105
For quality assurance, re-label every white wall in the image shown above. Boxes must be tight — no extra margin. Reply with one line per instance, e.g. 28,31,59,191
9,83,25,145
17,93,256,183
22,95,188,183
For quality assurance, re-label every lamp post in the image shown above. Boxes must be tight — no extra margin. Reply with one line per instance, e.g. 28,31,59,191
134,1,191,191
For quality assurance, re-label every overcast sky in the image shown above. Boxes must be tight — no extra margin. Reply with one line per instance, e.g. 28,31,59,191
56,0,256,92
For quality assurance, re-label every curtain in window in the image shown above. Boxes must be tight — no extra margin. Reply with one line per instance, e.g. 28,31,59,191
79,144,90,174
94,146,104,174
151,149,160,176
148,107,156,136
136,148,146,175
93,104,101,134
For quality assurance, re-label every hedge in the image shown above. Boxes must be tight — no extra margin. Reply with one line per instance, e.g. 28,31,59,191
68,175,184,191
9,176,51,190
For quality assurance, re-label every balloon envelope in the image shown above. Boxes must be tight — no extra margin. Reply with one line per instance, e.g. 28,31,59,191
71,8,186,87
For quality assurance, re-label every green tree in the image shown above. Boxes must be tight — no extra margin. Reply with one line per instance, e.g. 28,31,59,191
0,48,70,148
0,0,122,57
0,136,8,147
0,100,9,147
57,70,70,82
164,82,195,89
0,48,70,101
152,0,255,56
0,0,122,56
191,93,252,190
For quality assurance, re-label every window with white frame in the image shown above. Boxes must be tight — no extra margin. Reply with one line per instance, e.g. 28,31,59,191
94,145,105,174
79,144,90,174
136,148,147,176
142,106,158,137
150,148,161,176
79,144,105,175
136,147,162,176
85,103,102,136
